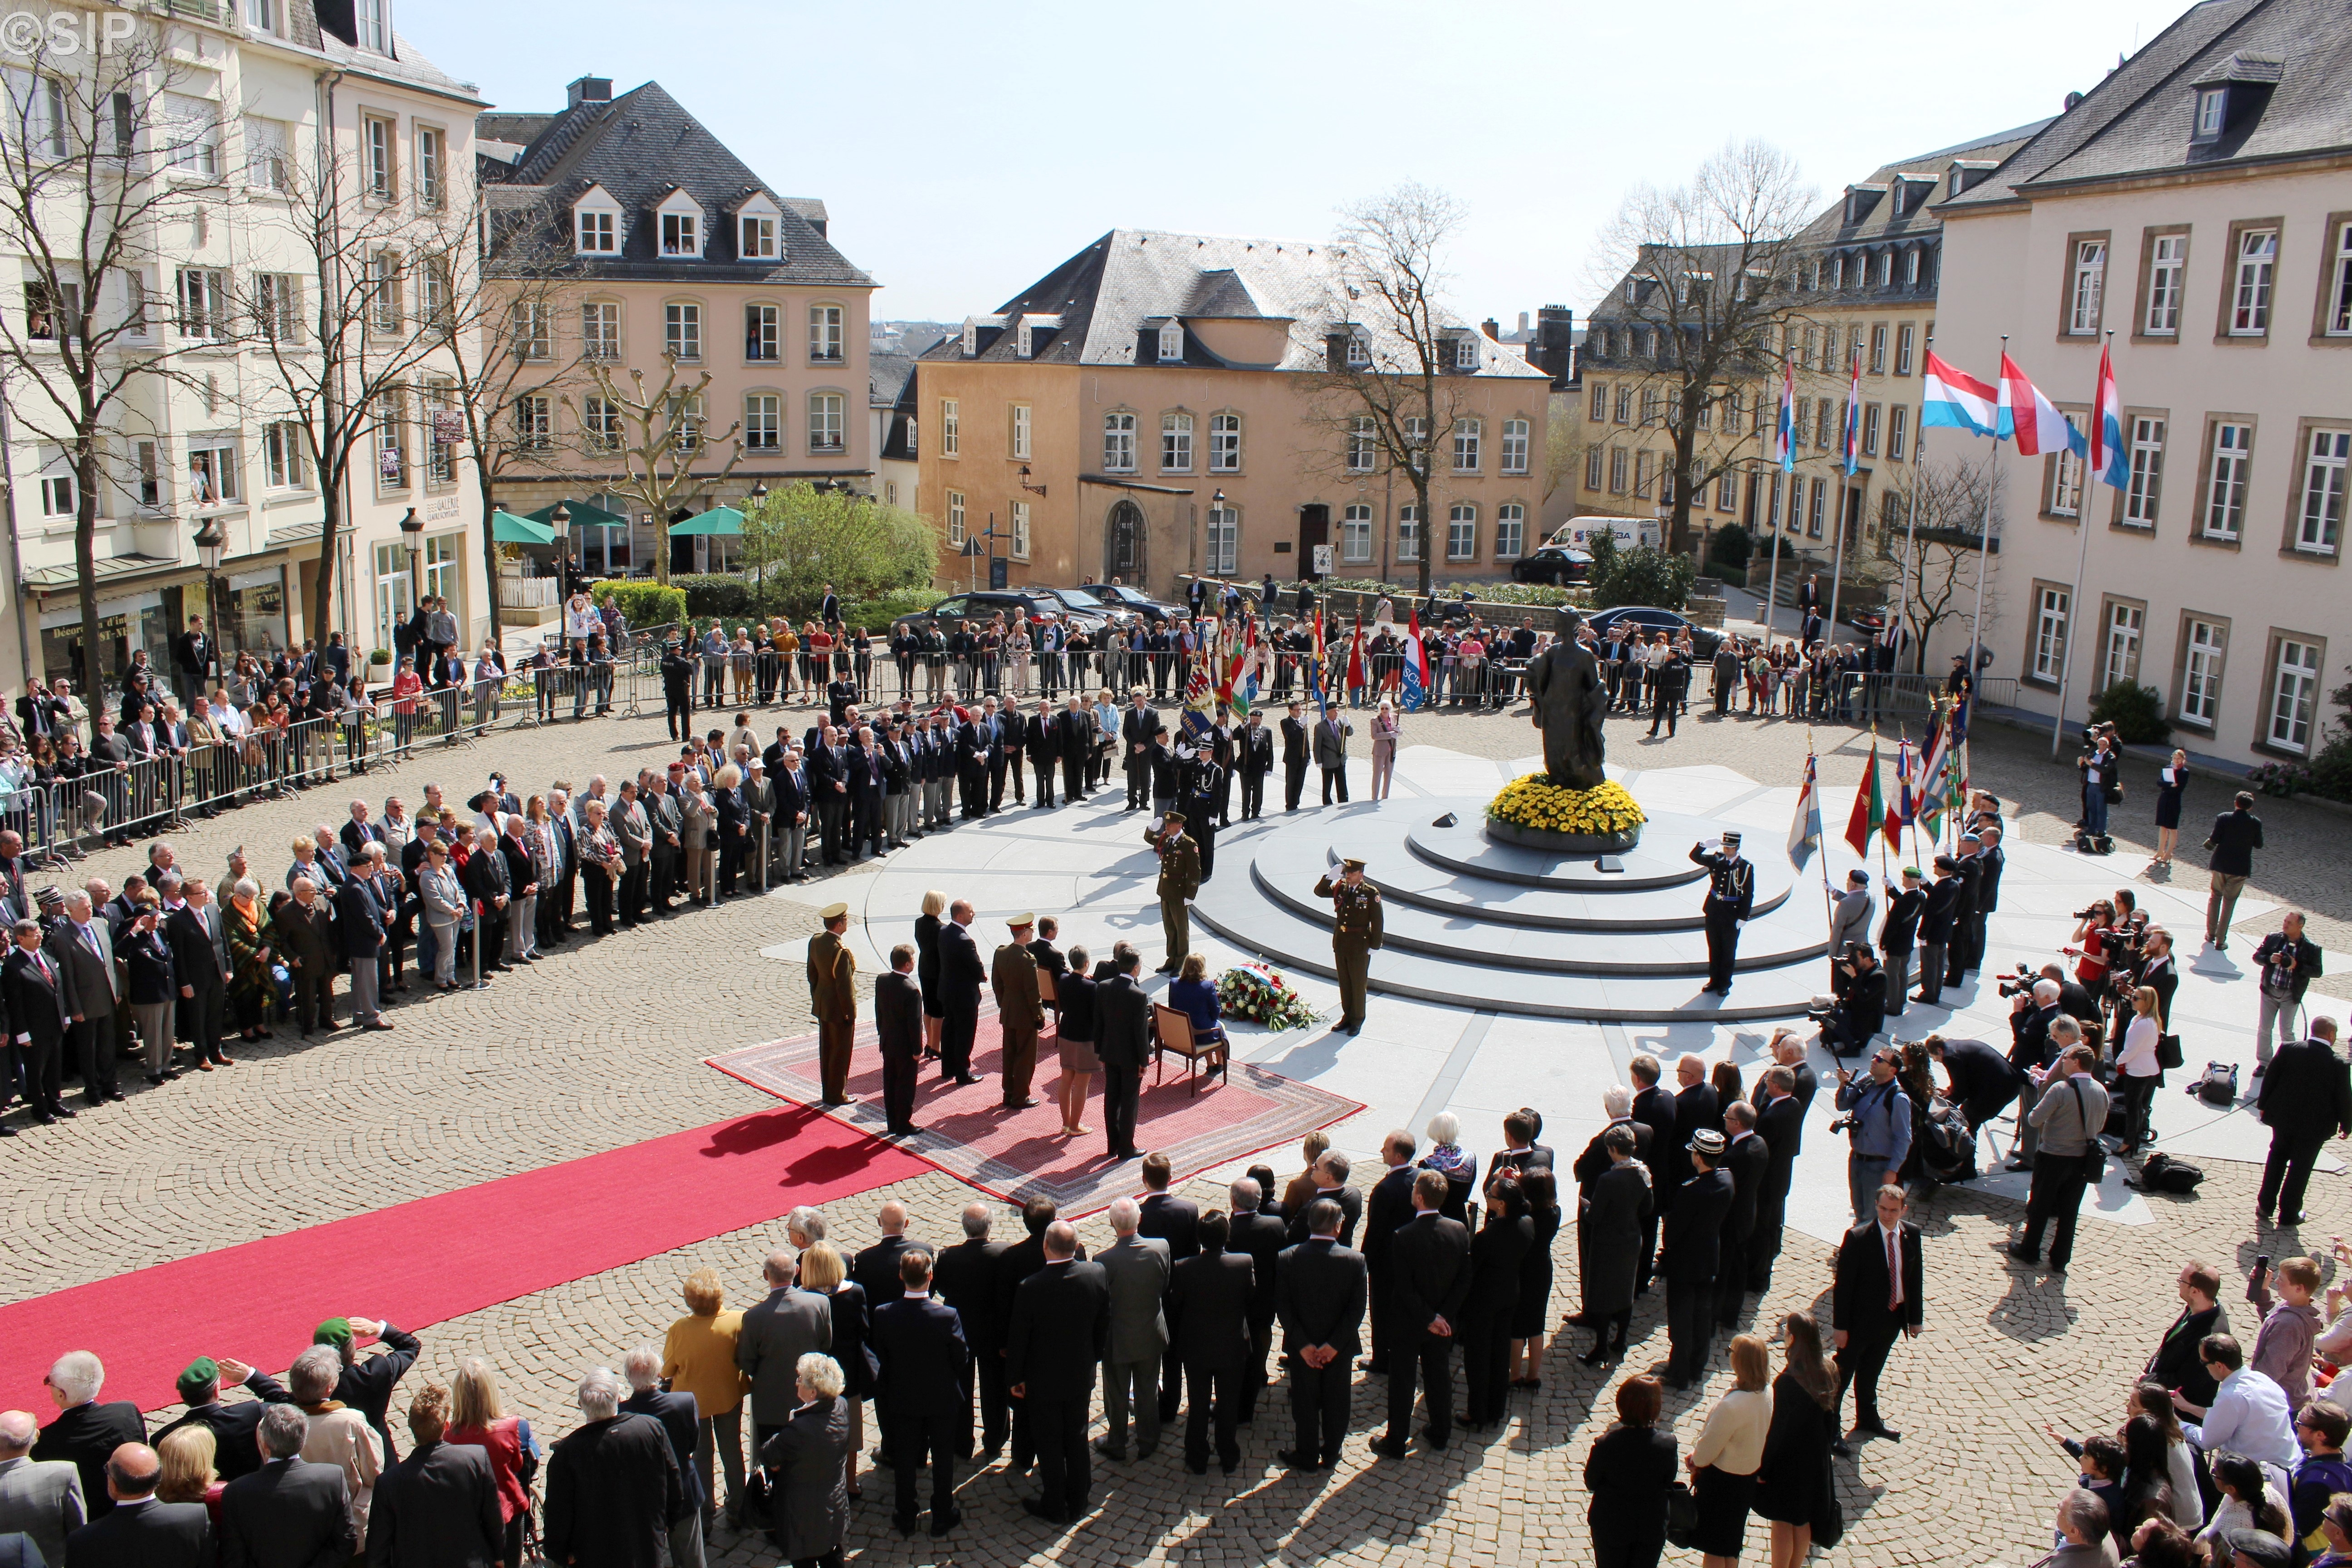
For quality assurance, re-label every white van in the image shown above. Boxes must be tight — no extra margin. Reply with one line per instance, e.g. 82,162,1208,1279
1547,515,1661,552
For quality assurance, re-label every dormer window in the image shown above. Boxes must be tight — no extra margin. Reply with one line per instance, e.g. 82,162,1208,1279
2196,88,2226,137
961,322,977,356
578,211,614,252
1157,322,1182,362
1016,322,1034,358
740,215,775,259
661,213,698,256
733,193,782,262
1453,335,1478,370
1346,334,1370,368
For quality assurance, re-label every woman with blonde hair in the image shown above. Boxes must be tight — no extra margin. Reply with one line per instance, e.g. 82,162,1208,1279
1281,1128,1333,1216
1687,1333,1773,1567
1370,696,1401,800
156,1423,226,1529
445,1357,541,1567
663,1265,750,1531
2115,983,2165,1155
797,1242,875,1502
2152,748,2190,866
914,888,947,1060
1756,1312,1839,1568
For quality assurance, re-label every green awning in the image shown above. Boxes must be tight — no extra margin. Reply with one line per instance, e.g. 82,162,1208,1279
490,510,556,544
667,505,744,536
524,497,631,529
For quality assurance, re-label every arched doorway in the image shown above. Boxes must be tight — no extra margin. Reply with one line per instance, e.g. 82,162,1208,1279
1105,498,1145,586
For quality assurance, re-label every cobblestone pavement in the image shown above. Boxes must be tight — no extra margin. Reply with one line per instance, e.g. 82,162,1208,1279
16,700,2352,1568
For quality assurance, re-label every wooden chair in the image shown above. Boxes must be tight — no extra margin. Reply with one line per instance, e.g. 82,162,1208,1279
1152,1002,1229,1097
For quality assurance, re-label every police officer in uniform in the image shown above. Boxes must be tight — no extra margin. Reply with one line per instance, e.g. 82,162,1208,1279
1181,740,1225,882
1691,831,1754,996
1311,858,1384,1035
1151,811,1201,975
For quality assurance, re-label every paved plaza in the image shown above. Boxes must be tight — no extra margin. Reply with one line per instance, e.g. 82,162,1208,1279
5,695,2348,1567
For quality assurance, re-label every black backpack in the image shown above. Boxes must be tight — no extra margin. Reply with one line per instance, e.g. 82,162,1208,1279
2132,1152,2206,1194
2193,1061,2239,1105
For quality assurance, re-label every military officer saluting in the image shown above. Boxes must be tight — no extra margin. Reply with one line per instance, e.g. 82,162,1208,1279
808,900,858,1105
1690,831,1754,996
1151,810,1201,975
1312,858,1384,1035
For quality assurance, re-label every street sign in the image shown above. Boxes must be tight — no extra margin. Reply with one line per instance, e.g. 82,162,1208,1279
989,557,1009,591
959,537,984,557
1311,544,1333,575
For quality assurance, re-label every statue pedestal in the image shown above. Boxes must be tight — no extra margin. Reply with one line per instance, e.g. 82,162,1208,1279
1482,818,1643,855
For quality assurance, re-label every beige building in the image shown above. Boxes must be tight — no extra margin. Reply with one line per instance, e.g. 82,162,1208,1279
476,76,875,577
913,230,1552,597
1931,0,2351,768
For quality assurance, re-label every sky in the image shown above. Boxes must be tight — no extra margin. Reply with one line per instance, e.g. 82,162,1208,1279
403,0,2183,326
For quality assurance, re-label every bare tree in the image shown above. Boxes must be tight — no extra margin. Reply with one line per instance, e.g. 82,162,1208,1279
235,145,475,647
564,358,744,585
1586,140,1816,554
1882,450,2002,670
0,19,196,726
1300,181,1474,597
1542,411,1584,515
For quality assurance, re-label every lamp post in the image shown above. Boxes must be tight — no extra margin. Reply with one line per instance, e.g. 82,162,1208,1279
395,505,423,660
549,501,573,655
192,515,227,671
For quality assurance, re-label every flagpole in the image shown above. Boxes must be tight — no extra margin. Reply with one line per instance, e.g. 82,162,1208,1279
1825,349,1857,652
1964,334,2004,698
1809,727,1836,939
1762,354,1791,642
2047,328,2108,759
1901,337,1935,676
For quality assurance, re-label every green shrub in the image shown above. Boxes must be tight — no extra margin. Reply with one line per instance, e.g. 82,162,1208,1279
659,574,755,620
2087,681,2171,744
1702,560,1747,586
588,580,689,631
1711,523,1752,570
1589,544,1696,612
841,588,944,630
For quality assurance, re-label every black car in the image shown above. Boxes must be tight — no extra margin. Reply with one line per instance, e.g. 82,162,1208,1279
892,590,1103,637
1583,605,1724,659
1033,585,1122,631
1081,583,1182,626
1509,545,1592,587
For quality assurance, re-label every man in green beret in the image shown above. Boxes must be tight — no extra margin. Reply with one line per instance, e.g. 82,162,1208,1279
315,1315,421,1462
148,1355,297,1481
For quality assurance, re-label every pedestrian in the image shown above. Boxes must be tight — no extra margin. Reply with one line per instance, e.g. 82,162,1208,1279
1313,707,1352,804
1274,1196,1367,1473
2204,790,2264,952
757,1355,849,1568
363,1383,501,1568
1691,833,1753,996
659,1269,748,1538
874,942,923,1137
1832,1183,1922,1451
2153,749,2190,868
1832,1046,1911,1223
2255,1016,2352,1228
990,914,1044,1111
1460,1172,1533,1431
2250,913,2323,1078
2007,1040,2108,1274
806,902,857,1107
869,1248,967,1539
1053,944,1098,1139
1585,1375,1676,1568
1370,1170,1473,1457
1756,1311,1838,1568
1686,1333,1771,1568
1149,815,1199,976
1003,1220,1109,1524
1168,1209,1254,1475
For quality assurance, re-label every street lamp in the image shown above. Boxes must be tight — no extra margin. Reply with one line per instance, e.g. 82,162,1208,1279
192,515,227,671
549,501,573,655
1019,463,1048,498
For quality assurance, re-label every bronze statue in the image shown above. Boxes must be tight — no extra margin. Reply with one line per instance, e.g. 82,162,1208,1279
1524,608,1609,789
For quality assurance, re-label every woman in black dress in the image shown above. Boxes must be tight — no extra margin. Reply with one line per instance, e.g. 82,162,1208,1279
1755,1310,1838,1568
2152,748,2189,867
1509,1169,1561,1388
797,1243,874,1503
1578,1125,1653,1366
914,888,946,1060
1460,1171,1533,1431
1586,1374,1677,1568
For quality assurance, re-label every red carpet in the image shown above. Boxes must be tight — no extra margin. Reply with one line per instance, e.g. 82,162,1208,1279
710,1009,1362,1219
0,1106,922,1415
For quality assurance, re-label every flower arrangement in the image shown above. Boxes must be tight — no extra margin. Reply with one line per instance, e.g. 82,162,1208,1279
1215,961,1324,1031
1486,774,1647,837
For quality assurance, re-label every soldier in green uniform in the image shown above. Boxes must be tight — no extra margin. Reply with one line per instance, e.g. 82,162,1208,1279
1151,810,1201,975
1312,857,1384,1034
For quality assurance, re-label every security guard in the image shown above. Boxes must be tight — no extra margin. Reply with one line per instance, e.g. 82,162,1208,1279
1690,831,1754,996
1151,810,1201,975
1312,857,1384,1034
808,901,858,1105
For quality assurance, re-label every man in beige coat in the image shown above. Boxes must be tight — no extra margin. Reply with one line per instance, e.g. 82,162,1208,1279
991,915,1044,1111
808,902,857,1106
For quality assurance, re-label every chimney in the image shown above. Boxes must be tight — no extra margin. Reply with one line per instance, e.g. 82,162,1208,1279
1481,317,1501,341
1529,304,1576,382
566,76,613,108
1517,311,1530,334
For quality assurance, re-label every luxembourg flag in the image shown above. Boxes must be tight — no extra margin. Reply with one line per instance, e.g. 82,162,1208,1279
1774,357,1798,472
1841,353,1863,477
1921,350,1998,437
2088,341,2128,490
1998,352,2087,458
1399,610,1432,712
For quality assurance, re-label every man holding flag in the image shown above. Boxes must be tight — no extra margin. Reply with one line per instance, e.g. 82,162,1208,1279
1399,611,1432,713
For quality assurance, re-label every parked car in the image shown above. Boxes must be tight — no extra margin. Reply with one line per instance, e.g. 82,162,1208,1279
1510,544,1592,586
1583,604,1724,659
891,590,1104,637
1033,585,1122,630
1082,583,1182,626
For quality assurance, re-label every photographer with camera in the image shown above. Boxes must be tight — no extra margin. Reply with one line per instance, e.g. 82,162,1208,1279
2007,978,2064,1172
2006,1031,2107,1274
2078,724,2124,844
2068,899,2119,995
1832,1045,1911,1224
2250,913,2322,1079
1812,942,1887,1059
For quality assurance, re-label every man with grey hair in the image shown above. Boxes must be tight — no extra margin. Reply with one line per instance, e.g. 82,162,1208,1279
545,1368,683,1568
786,1206,828,1250
1095,1196,1171,1462
3,913,70,1123
736,1249,833,1460
931,1201,1009,1458
219,1404,355,1566
1228,1176,1289,1423
30,1352,139,1521
289,1343,381,1539
0,1406,86,1562
621,1347,705,1568
49,890,124,1106
2006,976,2065,1171
274,875,336,1035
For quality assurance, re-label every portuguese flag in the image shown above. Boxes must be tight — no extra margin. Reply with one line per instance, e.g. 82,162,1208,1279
1843,739,1883,858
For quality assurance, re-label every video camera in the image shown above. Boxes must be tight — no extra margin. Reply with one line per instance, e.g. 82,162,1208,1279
1995,962,2038,1001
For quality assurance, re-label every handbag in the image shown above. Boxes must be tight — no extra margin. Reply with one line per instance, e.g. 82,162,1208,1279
2156,1031,2184,1071
2070,1079,2108,1183
738,1465,773,1530
1664,1480,1702,1549
1815,1457,1845,1548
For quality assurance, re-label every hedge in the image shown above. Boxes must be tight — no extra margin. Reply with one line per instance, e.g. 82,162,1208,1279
587,581,688,630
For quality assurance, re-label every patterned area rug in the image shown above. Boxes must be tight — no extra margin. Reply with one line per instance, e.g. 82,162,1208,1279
709,1008,1361,1217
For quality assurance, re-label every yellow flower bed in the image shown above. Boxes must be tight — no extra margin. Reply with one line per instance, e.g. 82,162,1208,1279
1487,775,1647,836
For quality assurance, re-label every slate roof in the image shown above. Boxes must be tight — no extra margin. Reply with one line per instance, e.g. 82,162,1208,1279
476,82,872,288
919,228,1545,378
1939,0,2350,206
245,4,480,107
1799,119,2051,245
869,351,916,409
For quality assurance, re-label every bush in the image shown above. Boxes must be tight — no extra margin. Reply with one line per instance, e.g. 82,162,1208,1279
662,574,757,620
1711,522,1752,570
2087,681,2171,744
588,580,689,631
841,588,944,631
1589,544,1697,612
1701,560,1748,587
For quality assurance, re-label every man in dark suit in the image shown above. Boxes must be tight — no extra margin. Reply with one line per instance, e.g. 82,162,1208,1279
1943,836,1982,987
3,917,71,1122
1878,865,1926,1019
1167,1210,1254,1475
1236,710,1275,821
317,1317,421,1467
48,893,123,1105
1832,1182,1923,1449
1359,1130,1420,1375
1629,1055,1678,1288
163,882,231,1069
219,1405,357,1567
1716,1103,1769,1327
63,1443,209,1568
990,1197,1077,1475
2255,1014,2352,1225
1278,700,1310,813
931,1201,1009,1461
1120,696,1163,812
620,1349,703,1568
1136,1152,1200,1424
1915,854,1961,1006
875,942,925,1136
1657,1130,1735,1389
1748,1068,1806,1294
29,1355,142,1521
1226,1176,1289,1422
2145,1263,2228,1411
1093,945,1151,1159
937,902,985,1087
361,1385,501,1568
1371,1170,1472,1458
1003,1221,1108,1524
148,1357,294,1484
851,1200,923,1468
872,1249,970,1538
735,1250,833,1454
543,1369,683,1568
1275,1197,1366,1471
1284,1151,1364,1246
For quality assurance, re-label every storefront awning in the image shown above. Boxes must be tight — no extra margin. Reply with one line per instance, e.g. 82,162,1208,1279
667,506,744,536
524,498,631,530
490,510,557,544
